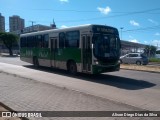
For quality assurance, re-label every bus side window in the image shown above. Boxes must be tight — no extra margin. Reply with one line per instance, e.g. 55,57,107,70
87,36,91,50
35,36,38,47
27,36,36,48
44,34,49,48
26,37,29,47
31,36,35,48
32,36,36,47
59,32,65,48
20,37,26,48
66,31,80,48
37,35,42,48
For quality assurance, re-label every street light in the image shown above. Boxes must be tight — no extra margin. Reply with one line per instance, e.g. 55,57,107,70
5,29,9,32
120,27,124,40
149,40,153,58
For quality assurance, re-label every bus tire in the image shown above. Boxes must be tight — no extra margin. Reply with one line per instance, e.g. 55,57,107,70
67,61,77,75
33,57,39,67
120,60,123,64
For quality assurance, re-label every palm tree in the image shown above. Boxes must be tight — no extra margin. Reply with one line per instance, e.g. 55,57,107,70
144,45,157,57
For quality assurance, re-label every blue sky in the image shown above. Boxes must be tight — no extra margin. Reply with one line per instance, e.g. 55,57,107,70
0,0,160,49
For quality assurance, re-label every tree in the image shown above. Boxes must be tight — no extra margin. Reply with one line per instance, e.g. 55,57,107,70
156,50,160,54
144,45,157,57
0,32,19,56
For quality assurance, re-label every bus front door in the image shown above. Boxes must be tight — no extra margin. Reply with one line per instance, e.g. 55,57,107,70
50,37,58,67
81,35,92,73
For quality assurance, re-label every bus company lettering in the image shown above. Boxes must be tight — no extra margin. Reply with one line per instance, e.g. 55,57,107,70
25,50,33,56
39,51,49,58
97,27,114,33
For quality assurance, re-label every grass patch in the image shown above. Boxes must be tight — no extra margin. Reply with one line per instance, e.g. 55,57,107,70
149,58,160,62
120,64,160,73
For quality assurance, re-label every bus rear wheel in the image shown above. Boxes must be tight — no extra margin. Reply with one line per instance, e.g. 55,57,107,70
33,57,39,67
67,61,77,75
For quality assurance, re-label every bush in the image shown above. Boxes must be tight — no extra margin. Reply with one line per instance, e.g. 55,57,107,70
149,58,160,62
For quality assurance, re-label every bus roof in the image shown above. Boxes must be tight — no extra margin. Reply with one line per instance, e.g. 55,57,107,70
20,24,117,37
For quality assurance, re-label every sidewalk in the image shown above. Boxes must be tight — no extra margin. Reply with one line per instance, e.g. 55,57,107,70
0,52,20,57
1,71,158,120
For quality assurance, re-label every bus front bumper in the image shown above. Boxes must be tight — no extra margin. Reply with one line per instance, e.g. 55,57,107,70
92,63,120,74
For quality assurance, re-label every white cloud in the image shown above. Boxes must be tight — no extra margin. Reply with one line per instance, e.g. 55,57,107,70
129,39,139,43
148,19,158,25
129,35,133,39
59,0,69,3
144,41,148,44
60,25,68,28
155,32,160,36
97,6,111,15
130,20,140,26
151,40,160,47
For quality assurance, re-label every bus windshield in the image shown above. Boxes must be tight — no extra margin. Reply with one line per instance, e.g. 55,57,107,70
93,34,120,60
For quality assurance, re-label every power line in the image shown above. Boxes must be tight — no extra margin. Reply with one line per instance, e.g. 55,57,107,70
3,7,160,25
29,7,160,14
54,8,160,23
123,25,160,32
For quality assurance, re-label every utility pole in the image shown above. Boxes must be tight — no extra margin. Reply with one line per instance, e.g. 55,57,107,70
120,27,124,40
149,40,153,58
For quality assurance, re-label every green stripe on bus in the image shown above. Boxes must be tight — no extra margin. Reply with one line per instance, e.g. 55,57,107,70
20,48,81,63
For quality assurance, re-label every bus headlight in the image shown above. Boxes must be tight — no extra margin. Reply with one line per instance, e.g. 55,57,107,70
94,60,99,65
95,61,99,65
118,60,120,63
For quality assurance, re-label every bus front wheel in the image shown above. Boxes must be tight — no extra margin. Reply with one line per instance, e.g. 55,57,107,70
67,61,77,75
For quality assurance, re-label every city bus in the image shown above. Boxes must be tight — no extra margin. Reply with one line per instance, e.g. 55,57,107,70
20,24,121,74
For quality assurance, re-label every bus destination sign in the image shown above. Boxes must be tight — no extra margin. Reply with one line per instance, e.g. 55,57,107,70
93,26,116,34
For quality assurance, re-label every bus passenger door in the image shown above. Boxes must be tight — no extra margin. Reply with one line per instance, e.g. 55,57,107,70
81,35,92,73
50,37,58,67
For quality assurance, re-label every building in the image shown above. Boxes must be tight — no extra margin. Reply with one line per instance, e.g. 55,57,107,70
0,13,5,32
50,19,57,29
22,24,53,34
121,40,146,55
9,15,25,32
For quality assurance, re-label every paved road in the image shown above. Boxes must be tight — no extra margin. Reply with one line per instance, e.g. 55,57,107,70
1,56,160,67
